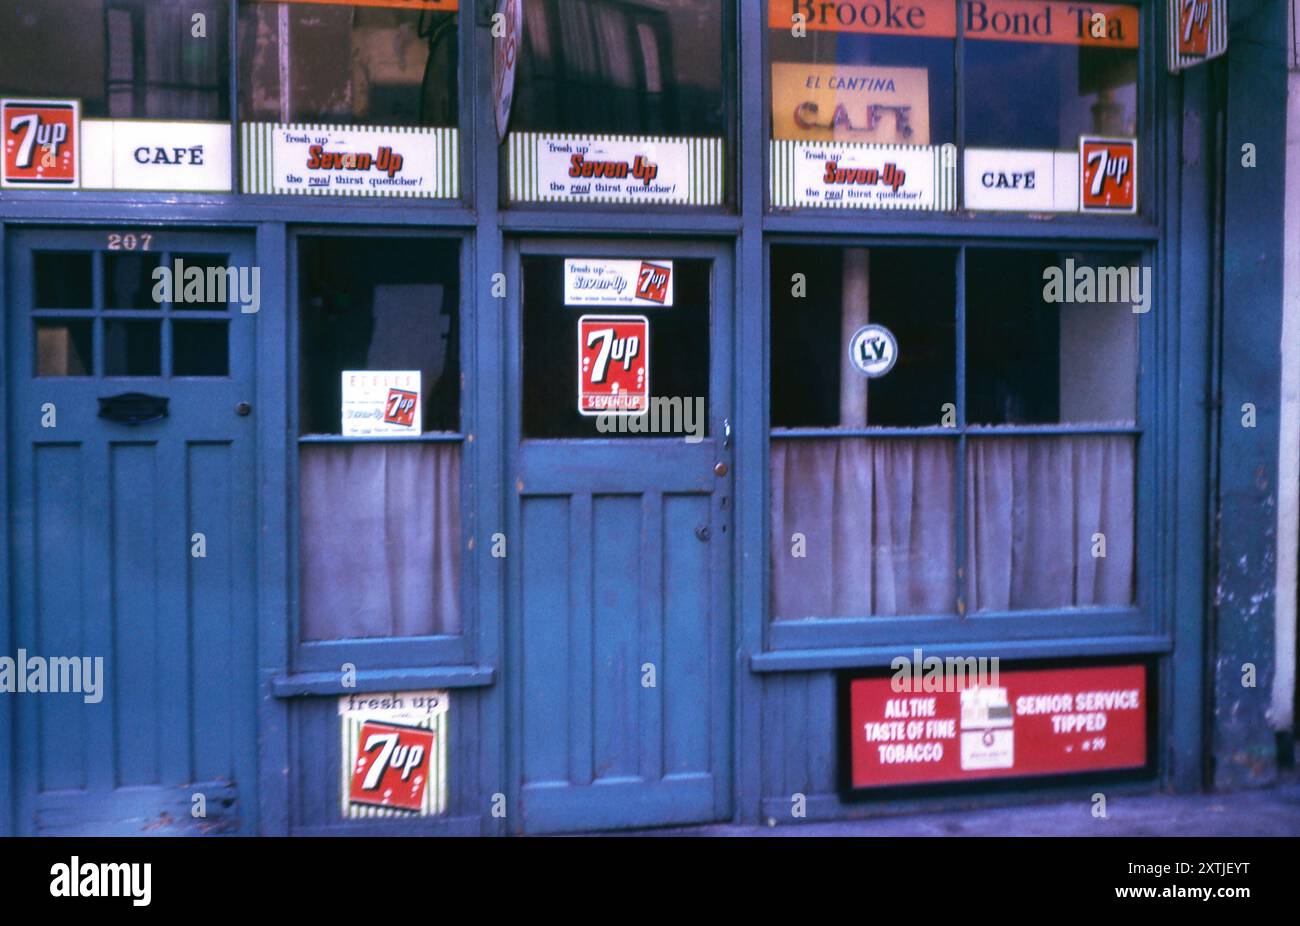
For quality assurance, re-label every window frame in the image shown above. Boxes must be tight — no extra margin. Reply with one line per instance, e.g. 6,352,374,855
761,0,1156,224
499,0,740,216
286,225,475,673
761,234,1160,654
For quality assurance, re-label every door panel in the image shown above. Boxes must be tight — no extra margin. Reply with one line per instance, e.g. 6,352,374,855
6,228,258,835
510,245,732,834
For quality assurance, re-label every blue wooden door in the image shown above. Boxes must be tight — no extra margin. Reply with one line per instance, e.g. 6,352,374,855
5,228,259,834
507,241,733,833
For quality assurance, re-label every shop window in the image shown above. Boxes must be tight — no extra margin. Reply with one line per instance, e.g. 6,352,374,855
521,256,710,440
236,0,460,198
505,0,729,208
297,237,461,642
767,0,956,210
0,0,230,120
765,1,1143,214
769,244,1139,622
237,0,457,126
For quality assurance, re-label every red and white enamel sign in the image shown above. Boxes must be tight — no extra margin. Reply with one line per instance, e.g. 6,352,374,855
1,99,79,188
1079,136,1137,213
847,664,1148,789
577,315,649,415
1167,0,1228,72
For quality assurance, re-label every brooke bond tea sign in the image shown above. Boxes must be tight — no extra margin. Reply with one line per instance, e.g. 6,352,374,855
846,663,1149,790
241,123,459,197
578,315,649,416
508,132,724,205
1,99,79,188
771,140,956,210
768,0,1136,46
565,259,674,307
339,690,449,818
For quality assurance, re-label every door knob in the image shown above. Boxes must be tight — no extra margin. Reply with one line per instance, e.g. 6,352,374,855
236,402,252,417
714,461,728,477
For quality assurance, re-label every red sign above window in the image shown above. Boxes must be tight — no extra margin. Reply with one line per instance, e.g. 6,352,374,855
846,663,1149,790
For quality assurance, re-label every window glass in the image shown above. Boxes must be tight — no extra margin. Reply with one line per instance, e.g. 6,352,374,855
505,0,729,209
770,244,1141,621
0,0,230,120
298,237,460,435
771,246,956,428
966,249,1140,426
767,0,956,147
512,0,725,137
297,236,461,642
770,245,957,619
963,0,1138,149
237,0,458,126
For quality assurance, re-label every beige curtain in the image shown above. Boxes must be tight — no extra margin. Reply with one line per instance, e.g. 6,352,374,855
770,434,1137,620
965,435,1135,611
770,438,956,618
299,442,461,640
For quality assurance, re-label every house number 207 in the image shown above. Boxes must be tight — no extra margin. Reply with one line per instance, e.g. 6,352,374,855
107,233,152,251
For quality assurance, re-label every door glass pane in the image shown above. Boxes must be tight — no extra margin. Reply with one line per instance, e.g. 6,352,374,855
34,252,94,308
169,254,233,310
0,0,230,120
104,320,161,376
35,320,93,376
104,253,162,310
173,321,229,376
522,256,710,440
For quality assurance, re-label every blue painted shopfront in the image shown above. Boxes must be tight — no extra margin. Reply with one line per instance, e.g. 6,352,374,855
0,0,1291,835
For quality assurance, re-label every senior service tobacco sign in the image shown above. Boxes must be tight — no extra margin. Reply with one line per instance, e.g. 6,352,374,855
843,661,1150,792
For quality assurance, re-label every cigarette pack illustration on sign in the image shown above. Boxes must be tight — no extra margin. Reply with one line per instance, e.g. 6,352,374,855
339,691,449,818
960,686,1015,771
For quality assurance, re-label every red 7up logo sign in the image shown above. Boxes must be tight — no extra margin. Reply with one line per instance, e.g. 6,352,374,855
578,315,649,415
1080,137,1136,213
348,721,434,812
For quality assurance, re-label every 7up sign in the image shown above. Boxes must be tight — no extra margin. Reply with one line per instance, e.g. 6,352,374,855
340,691,449,817
1079,137,1137,213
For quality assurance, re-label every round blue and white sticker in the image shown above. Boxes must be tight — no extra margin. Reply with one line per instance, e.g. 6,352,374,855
848,324,898,378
